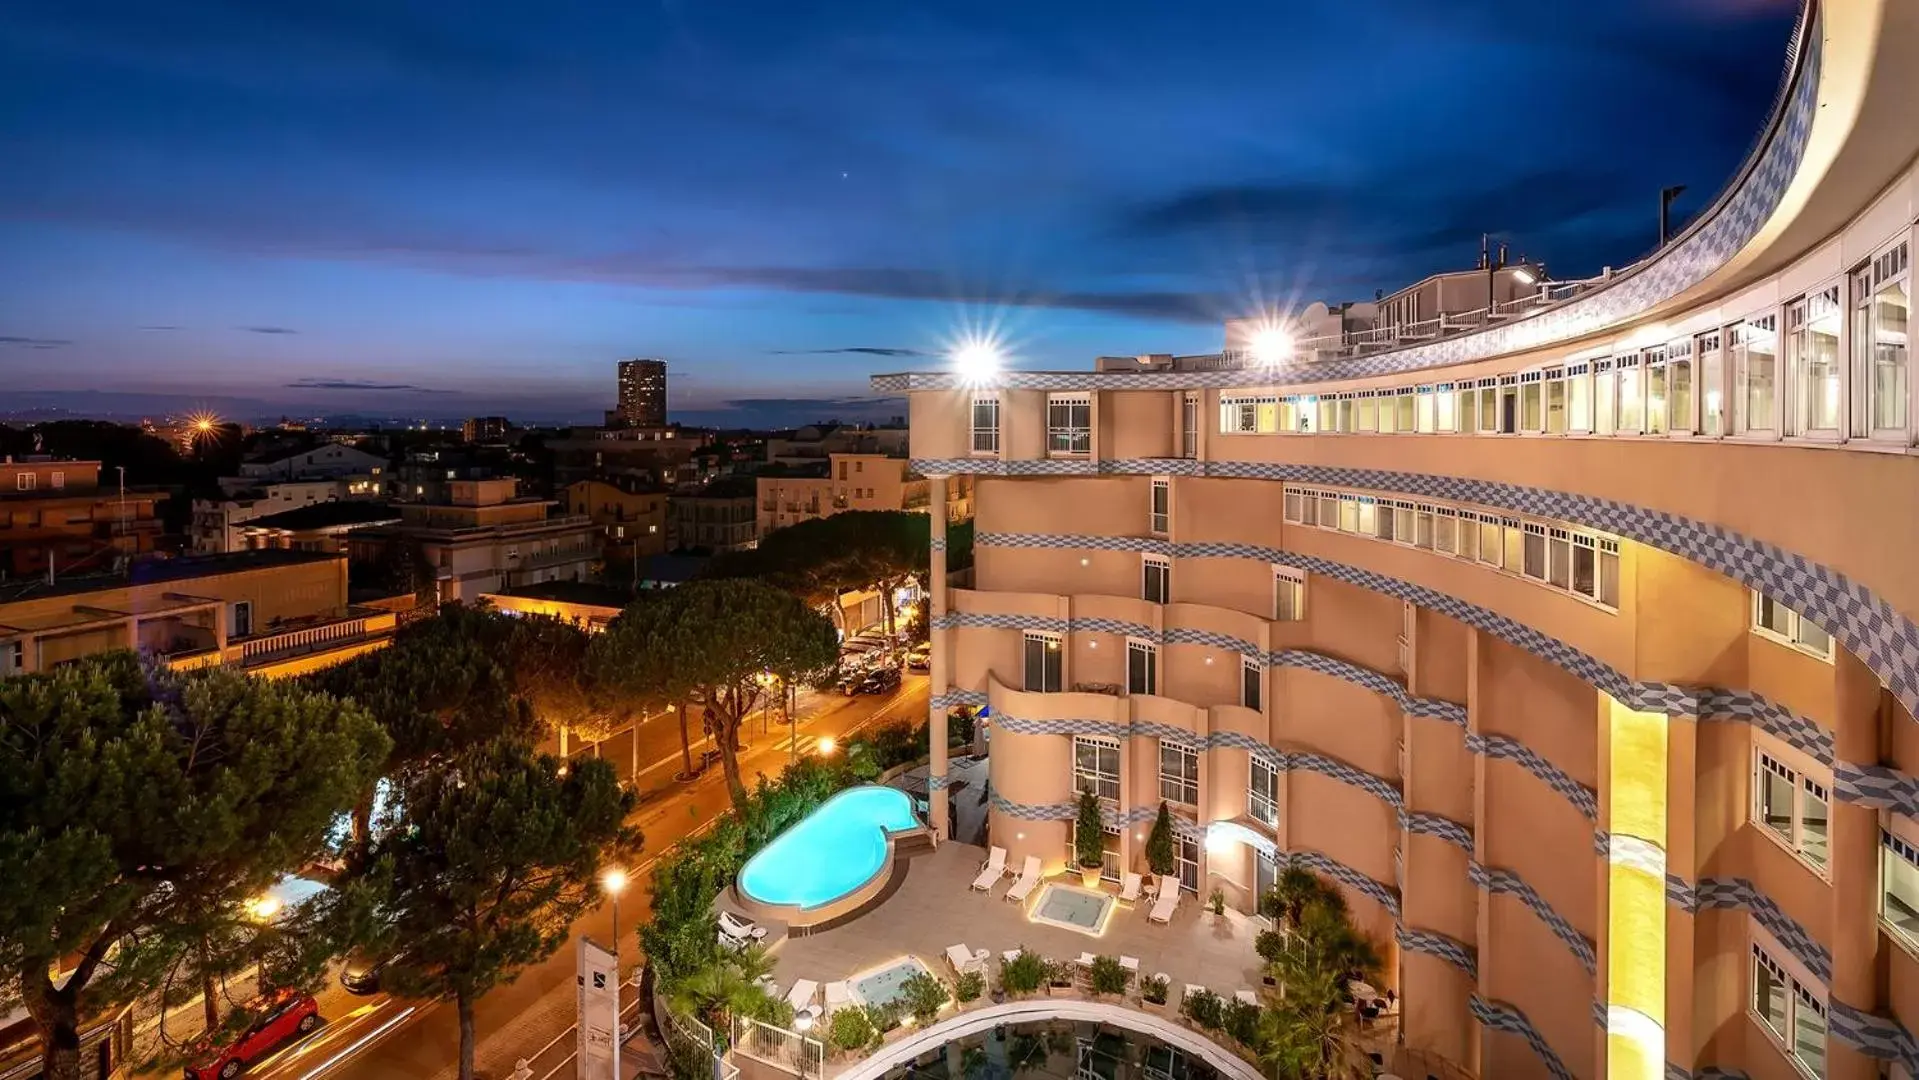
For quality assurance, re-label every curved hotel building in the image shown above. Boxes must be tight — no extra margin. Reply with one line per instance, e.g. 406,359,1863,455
880,3,1919,1077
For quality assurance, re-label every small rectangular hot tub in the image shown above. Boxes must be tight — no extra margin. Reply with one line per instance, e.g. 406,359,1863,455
1028,882,1116,936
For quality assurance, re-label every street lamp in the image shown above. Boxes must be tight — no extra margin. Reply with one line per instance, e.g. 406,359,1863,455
245,894,283,996
817,736,837,757
602,866,628,1080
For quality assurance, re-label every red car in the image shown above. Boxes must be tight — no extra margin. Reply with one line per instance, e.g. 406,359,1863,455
185,989,320,1079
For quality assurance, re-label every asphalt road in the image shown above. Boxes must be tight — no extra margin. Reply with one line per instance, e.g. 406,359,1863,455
234,675,931,1080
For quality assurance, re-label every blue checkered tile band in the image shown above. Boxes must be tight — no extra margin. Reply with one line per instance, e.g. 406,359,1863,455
930,537,947,551
1470,996,1575,1080
873,19,1814,407
1592,998,1608,1029
1471,860,1596,975
1270,650,1466,725
1695,877,1831,982
1594,829,1609,858
1401,810,1473,852
926,773,949,791
1698,689,1833,764
1837,762,1919,817
1829,1000,1919,1072
1281,849,1399,918
1396,925,1476,979
931,688,988,709
1609,834,1666,878
1667,874,1697,912
1468,732,1598,822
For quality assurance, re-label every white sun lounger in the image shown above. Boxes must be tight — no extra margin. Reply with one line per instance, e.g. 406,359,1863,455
784,979,820,1017
945,944,988,975
1118,871,1144,902
971,846,1008,891
823,981,852,1013
1235,989,1258,1005
1148,884,1180,924
1004,855,1042,904
719,910,768,943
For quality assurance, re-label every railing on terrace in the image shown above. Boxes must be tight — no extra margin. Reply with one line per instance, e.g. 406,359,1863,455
730,1014,824,1080
235,610,394,667
1201,269,1622,371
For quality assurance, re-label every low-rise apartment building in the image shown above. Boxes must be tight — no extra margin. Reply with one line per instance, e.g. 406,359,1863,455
348,478,597,603
564,479,668,574
0,457,165,578
667,479,757,552
755,453,929,535
192,477,386,553
0,549,395,679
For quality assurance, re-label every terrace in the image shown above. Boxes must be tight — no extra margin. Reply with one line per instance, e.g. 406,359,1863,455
705,840,1410,1080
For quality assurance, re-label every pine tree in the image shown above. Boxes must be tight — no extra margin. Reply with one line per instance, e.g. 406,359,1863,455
1146,801,1177,877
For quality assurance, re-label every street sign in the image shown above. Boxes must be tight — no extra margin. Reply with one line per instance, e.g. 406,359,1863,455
576,937,618,1080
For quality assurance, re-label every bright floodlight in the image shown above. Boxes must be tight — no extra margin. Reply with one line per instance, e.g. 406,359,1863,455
1249,325,1294,366
1511,267,1537,286
602,867,628,895
952,339,1002,385
246,894,283,922
817,736,837,757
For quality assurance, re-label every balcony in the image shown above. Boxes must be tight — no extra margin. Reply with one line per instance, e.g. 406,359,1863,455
231,608,396,671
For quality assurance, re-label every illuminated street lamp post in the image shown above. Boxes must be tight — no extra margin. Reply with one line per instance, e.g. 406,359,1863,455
244,893,283,996
601,867,628,1080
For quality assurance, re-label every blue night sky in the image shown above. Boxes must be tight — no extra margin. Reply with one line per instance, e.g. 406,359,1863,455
0,0,1797,425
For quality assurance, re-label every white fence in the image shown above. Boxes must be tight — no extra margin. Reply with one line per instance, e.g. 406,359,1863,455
730,1014,825,1079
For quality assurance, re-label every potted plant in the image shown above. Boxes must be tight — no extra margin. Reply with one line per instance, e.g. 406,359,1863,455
1145,801,1177,889
1140,974,1169,1010
828,1007,876,1056
1222,997,1262,1047
955,970,985,1005
1074,787,1105,888
999,949,1046,998
1208,886,1226,919
1046,958,1076,994
899,971,949,1026
1087,955,1128,998
1256,928,1284,985
1180,988,1223,1031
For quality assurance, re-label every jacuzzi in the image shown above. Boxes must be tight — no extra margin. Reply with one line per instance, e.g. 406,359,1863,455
733,785,925,928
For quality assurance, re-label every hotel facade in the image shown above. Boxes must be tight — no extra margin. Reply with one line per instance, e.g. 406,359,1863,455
888,4,1919,1077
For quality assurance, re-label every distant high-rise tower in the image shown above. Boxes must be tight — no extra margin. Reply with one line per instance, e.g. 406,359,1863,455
616,359,668,427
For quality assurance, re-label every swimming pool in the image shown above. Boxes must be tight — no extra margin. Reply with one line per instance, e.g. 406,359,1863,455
848,956,935,1011
736,785,921,920
1029,882,1115,936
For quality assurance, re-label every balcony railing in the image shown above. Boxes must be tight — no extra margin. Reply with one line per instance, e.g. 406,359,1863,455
233,611,394,668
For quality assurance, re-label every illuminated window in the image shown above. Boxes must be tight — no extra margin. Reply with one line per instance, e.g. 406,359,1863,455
1126,639,1158,696
1749,938,1827,1079
1022,632,1061,692
1150,478,1169,534
1733,315,1780,434
1273,566,1305,622
1141,556,1170,605
1881,830,1919,950
1787,287,1842,435
1158,740,1198,805
1751,591,1833,661
1248,756,1278,826
1046,394,1091,455
1073,736,1120,801
1851,241,1909,438
1181,393,1199,458
970,395,1000,454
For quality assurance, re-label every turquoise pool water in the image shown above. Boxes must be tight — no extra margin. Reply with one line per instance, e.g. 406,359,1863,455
737,785,920,910
1031,883,1114,934
849,956,933,1010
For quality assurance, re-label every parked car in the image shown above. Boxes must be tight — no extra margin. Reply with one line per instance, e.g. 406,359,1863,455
857,666,902,694
185,988,319,1079
339,947,390,995
905,646,931,672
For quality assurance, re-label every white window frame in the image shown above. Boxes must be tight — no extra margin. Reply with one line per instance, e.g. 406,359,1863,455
15,473,35,492
1248,755,1278,827
1880,827,1919,956
1126,638,1158,696
1751,590,1833,661
1158,739,1199,805
1273,566,1305,622
1752,745,1831,877
1850,239,1911,443
1181,393,1200,458
1150,477,1169,535
1786,285,1843,439
1748,930,1829,1080
1073,735,1120,801
1732,314,1782,438
1046,393,1091,457
1022,631,1062,693
970,394,1001,456
0,639,23,676
1142,555,1171,605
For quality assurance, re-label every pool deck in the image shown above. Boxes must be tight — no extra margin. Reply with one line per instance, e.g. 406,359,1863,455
760,841,1267,1005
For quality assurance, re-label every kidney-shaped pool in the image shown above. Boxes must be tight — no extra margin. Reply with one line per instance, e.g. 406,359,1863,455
736,785,922,922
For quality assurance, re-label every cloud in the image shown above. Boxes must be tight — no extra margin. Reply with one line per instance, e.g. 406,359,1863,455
137,325,179,331
0,335,71,349
284,378,451,393
240,325,298,334
768,346,928,358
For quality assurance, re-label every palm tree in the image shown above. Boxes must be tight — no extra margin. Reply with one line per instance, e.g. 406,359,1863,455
1263,865,1322,930
665,945,775,1030
1255,998,1372,1080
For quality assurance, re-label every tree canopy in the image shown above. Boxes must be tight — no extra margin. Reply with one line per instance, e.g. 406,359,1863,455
0,653,389,1080
706,510,928,622
345,740,640,1080
589,578,838,809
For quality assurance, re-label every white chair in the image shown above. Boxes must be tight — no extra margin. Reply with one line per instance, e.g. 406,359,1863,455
1004,856,1042,904
1118,872,1143,902
1148,885,1180,924
719,910,768,944
823,981,852,1013
1119,956,1140,977
784,979,820,1018
1235,989,1258,1005
971,846,1008,891
1001,949,1023,966
1074,951,1097,968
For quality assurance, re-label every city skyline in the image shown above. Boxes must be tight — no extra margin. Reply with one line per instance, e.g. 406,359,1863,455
0,0,1797,423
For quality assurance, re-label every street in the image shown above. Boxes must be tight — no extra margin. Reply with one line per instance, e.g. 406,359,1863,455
229,674,931,1080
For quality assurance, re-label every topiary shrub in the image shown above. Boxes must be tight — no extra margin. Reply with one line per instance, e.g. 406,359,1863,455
899,971,950,1025
1181,988,1223,1030
1074,788,1105,873
828,1006,875,1053
867,1001,903,1034
1145,802,1176,877
1255,928,1286,965
1088,956,1128,997
955,970,985,1003
1140,974,1169,1005
999,949,1046,996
